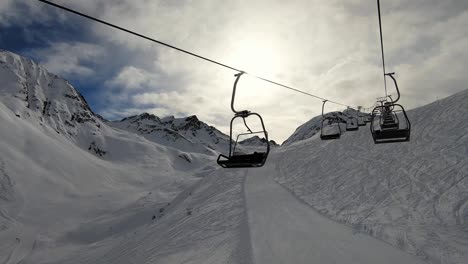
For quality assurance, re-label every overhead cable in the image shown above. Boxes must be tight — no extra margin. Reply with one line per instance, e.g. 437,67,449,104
377,0,388,97
37,0,351,107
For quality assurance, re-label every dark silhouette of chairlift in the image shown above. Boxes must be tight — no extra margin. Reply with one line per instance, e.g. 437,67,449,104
320,100,342,140
217,72,270,168
370,73,411,144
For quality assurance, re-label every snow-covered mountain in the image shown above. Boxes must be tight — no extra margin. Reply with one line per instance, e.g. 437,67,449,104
239,135,279,147
282,114,323,146
110,113,231,155
0,49,234,158
0,49,103,150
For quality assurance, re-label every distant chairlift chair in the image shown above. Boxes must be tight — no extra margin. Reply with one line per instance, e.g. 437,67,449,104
217,72,270,168
344,112,359,131
320,100,342,140
357,115,366,126
370,73,411,144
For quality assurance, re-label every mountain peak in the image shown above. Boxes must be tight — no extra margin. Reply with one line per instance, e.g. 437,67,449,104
239,135,279,147
0,50,101,141
111,113,230,155
185,115,199,122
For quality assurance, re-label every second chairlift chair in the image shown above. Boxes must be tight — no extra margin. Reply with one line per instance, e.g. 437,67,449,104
320,100,342,140
346,116,359,131
370,73,411,144
217,72,270,168
344,108,359,131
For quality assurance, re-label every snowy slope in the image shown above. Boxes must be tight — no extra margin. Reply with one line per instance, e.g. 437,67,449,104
275,89,468,264
245,161,425,264
0,50,248,263
44,170,252,264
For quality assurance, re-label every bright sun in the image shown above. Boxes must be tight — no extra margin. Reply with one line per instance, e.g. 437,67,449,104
219,34,288,101
227,36,283,78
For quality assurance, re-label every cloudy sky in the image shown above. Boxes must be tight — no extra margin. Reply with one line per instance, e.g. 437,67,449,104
1,0,467,142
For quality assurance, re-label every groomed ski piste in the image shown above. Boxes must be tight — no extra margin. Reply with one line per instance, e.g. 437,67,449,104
0,50,467,264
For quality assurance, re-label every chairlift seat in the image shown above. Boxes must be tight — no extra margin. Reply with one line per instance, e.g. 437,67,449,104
373,128,410,144
320,101,343,140
346,118,359,131
321,121,342,140
382,125,398,130
320,133,341,140
217,152,268,168
382,122,398,130
371,99,411,144
346,125,359,131
381,113,399,129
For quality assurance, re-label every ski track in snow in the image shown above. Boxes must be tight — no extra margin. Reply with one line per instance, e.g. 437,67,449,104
244,157,426,264
34,170,253,264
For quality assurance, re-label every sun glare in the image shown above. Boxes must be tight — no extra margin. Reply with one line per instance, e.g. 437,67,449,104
227,37,283,78
220,35,287,103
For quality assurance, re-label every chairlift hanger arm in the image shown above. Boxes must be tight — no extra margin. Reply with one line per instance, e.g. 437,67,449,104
321,100,328,117
385,72,401,103
231,72,249,116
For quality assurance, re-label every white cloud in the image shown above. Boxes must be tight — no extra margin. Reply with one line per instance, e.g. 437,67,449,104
107,66,151,90
6,0,467,142
31,42,104,78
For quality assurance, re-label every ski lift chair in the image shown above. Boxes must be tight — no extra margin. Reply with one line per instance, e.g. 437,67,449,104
320,100,342,140
217,72,270,168
344,113,359,131
370,73,411,144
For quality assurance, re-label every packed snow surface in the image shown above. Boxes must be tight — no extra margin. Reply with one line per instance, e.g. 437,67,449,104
245,161,425,264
